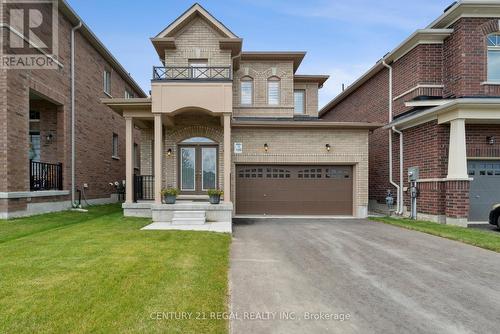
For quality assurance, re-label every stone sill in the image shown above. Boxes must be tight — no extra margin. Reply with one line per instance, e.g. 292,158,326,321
416,178,473,183
480,81,500,86
0,190,70,199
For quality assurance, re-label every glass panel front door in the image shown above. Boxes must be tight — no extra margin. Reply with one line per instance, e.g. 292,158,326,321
202,147,217,191
179,145,217,194
180,147,196,191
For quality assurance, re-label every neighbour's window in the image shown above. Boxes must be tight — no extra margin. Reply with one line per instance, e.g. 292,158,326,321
240,77,253,105
294,90,305,114
104,70,111,95
112,133,119,158
125,89,134,99
487,33,500,82
267,77,280,105
134,143,139,169
189,59,208,79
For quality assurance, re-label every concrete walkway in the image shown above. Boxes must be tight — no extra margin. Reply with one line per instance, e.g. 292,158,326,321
230,218,500,334
141,221,231,233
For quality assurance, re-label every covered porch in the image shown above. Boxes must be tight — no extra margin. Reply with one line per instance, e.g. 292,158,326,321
102,98,233,229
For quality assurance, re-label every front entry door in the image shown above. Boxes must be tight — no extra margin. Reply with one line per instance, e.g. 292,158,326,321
179,145,217,194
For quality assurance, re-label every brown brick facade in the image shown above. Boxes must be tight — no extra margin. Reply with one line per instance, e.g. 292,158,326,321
1,5,144,217
322,15,500,222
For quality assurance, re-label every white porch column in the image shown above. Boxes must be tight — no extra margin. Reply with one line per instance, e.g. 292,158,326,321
154,114,163,204
125,117,134,204
223,114,231,203
447,118,468,179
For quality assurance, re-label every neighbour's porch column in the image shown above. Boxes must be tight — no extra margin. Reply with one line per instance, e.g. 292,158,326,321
223,114,231,203
125,117,134,204
447,118,468,179
154,114,163,204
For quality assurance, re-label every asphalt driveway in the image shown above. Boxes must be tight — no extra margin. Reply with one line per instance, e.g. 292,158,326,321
230,218,500,334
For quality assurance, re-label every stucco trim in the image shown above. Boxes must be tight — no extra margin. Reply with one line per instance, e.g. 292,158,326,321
0,190,70,199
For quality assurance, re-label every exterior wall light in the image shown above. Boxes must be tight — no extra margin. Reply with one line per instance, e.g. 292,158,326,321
45,133,54,143
167,148,172,156
264,143,269,152
487,136,495,145
326,144,331,152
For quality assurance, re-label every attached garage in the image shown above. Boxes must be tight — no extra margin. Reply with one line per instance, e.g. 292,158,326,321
235,165,353,215
468,160,500,221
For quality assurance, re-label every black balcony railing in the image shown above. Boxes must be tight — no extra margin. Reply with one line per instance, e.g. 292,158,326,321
153,66,232,81
134,175,154,202
30,160,63,191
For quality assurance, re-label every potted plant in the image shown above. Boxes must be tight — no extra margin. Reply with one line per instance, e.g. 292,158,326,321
207,189,224,204
161,188,179,204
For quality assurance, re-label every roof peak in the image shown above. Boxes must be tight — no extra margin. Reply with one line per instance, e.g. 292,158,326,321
154,2,238,39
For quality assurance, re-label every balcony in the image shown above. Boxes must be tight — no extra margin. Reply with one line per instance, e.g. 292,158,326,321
153,66,232,81
151,66,233,114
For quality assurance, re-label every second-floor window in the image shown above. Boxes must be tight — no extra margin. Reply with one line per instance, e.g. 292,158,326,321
189,59,208,79
104,70,111,96
488,34,500,82
267,77,280,105
134,143,139,169
294,90,305,114
125,89,134,99
112,133,119,158
240,77,253,105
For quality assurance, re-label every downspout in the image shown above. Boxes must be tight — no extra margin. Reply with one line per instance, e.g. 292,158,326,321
71,21,82,207
382,60,402,214
392,126,404,215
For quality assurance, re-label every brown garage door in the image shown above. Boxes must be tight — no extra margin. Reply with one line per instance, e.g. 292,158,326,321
236,165,353,215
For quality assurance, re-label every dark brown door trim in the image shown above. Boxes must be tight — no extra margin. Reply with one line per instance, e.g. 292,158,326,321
178,144,218,195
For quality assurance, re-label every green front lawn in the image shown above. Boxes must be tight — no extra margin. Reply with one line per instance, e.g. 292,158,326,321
370,216,500,253
0,204,231,334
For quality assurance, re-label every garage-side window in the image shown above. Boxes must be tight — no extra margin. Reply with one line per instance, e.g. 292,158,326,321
266,168,290,178
298,168,322,179
238,168,263,178
325,168,351,179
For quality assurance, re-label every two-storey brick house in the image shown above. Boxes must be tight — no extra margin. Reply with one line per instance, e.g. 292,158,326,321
103,3,379,229
321,1,500,226
0,0,146,218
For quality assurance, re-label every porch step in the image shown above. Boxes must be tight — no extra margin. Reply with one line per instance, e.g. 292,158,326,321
171,211,206,225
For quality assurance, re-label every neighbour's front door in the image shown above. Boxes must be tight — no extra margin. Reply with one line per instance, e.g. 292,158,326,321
179,144,217,195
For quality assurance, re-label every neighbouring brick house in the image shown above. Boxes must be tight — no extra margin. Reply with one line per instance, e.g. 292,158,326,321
103,3,379,230
0,0,146,218
321,1,500,226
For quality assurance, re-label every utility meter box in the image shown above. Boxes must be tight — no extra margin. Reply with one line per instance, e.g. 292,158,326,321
408,167,419,182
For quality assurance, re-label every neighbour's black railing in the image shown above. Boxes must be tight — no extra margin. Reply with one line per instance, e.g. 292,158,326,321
134,175,154,202
467,144,500,158
30,160,63,191
153,66,232,81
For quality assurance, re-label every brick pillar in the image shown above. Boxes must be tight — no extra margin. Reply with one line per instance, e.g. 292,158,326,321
445,180,470,227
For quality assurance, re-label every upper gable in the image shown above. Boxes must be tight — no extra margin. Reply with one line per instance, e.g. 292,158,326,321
155,3,238,39
151,4,241,65
174,16,225,49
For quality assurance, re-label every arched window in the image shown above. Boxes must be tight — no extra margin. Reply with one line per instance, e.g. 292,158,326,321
487,33,500,82
181,137,215,144
240,76,253,105
267,76,280,105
